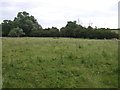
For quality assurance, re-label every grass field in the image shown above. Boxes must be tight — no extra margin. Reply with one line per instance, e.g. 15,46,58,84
2,37,118,88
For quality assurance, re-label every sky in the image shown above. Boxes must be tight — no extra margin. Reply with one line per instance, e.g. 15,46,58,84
0,0,119,29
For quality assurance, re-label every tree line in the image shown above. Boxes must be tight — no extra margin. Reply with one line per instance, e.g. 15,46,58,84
1,11,119,39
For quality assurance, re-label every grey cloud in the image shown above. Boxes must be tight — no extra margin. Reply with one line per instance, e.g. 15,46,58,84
0,0,118,29
73,11,117,19
0,1,43,10
0,1,44,22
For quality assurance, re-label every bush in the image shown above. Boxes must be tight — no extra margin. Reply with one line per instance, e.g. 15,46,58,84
8,27,25,37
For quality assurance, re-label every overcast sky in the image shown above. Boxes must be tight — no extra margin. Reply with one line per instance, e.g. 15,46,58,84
0,0,119,29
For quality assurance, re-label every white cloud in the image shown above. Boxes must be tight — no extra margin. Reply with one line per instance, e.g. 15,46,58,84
0,0,119,29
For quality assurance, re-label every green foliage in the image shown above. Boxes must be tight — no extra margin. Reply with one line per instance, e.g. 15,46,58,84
29,30,42,37
49,27,60,37
8,27,25,37
2,37,118,88
60,21,79,37
2,20,14,36
60,21,119,39
1,11,119,39
2,11,42,36
13,11,42,36
30,27,60,37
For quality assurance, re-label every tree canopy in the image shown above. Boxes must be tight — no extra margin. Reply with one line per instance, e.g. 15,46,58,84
8,27,25,37
1,11,119,39
2,11,42,36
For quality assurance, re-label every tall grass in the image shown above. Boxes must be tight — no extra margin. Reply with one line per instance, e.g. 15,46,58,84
2,37,118,88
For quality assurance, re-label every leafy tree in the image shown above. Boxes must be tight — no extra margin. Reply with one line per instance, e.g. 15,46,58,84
87,26,93,30
29,30,41,37
2,20,14,36
60,27,66,37
0,23,1,37
60,21,119,39
49,27,60,37
1,12,119,39
8,27,25,37
65,21,77,37
2,11,42,36
60,21,79,37
13,11,42,36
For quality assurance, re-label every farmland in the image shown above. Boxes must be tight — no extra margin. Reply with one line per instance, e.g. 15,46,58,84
2,37,118,88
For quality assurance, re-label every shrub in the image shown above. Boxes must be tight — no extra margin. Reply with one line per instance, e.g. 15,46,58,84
8,27,25,37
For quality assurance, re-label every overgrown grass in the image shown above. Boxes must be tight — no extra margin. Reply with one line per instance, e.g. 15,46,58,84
2,37,118,88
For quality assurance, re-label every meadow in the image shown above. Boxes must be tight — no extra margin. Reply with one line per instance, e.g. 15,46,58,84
2,37,118,88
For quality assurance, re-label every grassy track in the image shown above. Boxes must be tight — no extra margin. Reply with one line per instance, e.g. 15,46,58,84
2,37,118,88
